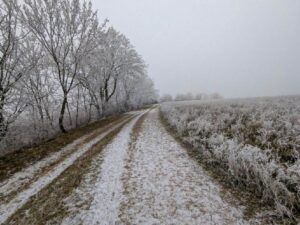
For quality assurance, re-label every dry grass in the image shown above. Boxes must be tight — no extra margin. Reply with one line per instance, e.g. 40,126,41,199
0,114,128,183
5,118,132,225
158,109,295,225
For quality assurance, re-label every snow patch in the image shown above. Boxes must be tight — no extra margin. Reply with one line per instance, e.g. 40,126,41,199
62,113,144,225
120,108,249,225
0,116,133,225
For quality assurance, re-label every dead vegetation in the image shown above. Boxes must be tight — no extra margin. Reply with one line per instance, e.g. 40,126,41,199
159,109,299,225
159,97,300,225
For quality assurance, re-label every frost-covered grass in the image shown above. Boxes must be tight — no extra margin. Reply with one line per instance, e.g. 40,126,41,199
160,96,300,220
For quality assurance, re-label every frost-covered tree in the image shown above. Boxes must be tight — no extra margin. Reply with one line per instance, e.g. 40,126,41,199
160,94,173,102
79,27,153,116
22,36,58,132
195,93,208,100
0,0,157,154
97,28,134,113
22,0,99,132
210,93,223,99
128,76,158,107
174,93,194,101
0,0,35,138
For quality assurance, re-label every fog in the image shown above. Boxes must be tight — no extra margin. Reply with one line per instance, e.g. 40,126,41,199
91,0,300,98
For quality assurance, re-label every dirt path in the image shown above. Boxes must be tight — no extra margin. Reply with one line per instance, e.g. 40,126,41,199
118,108,249,225
59,108,252,225
61,112,146,225
0,114,131,204
0,113,139,225
1,108,255,225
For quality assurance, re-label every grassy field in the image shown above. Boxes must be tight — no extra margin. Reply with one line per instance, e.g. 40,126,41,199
161,96,300,222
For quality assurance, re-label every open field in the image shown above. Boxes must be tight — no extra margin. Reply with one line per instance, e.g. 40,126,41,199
161,96,300,222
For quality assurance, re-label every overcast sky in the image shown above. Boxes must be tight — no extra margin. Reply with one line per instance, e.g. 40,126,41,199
91,0,300,98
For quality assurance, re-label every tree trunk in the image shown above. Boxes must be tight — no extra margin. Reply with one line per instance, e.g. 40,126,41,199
83,94,91,123
59,94,68,133
0,112,7,139
101,101,107,117
67,101,72,127
0,96,7,139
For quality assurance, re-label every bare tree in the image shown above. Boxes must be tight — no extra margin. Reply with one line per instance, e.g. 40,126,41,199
22,0,99,132
128,76,158,107
22,37,58,132
0,0,157,154
210,92,223,99
160,94,173,102
0,0,34,138
99,28,128,113
79,27,147,116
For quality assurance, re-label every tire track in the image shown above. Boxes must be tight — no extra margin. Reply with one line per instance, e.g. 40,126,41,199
0,114,137,225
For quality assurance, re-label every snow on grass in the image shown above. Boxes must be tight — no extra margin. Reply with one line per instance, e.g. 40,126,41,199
160,96,300,219
0,116,134,225
0,134,90,199
119,108,249,225
0,112,136,201
61,112,145,225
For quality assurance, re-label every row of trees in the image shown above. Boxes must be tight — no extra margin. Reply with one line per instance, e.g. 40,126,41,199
0,0,157,153
160,93,223,102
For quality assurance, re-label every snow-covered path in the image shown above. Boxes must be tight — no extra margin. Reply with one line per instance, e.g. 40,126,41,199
62,112,145,225
1,108,252,224
118,108,248,225
0,119,118,201
0,112,141,203
0,115,135,225
62,108,249,225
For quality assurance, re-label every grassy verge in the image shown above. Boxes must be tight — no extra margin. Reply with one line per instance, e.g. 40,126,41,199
6,117,132,225
0,114,128,183
159,109,298,225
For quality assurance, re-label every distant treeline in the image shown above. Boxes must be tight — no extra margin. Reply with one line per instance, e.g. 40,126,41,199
160,93,223,102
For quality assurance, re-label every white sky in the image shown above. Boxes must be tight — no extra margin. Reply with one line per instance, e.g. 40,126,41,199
91,0,300,98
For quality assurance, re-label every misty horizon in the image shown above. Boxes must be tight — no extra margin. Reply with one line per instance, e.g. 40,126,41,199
91,0,300,98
